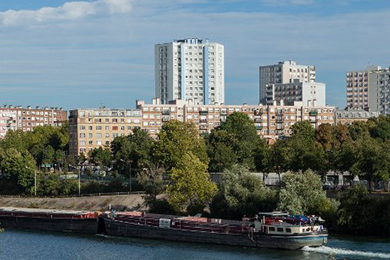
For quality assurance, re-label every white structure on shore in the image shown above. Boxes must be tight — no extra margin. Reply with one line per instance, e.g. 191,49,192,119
155,38,224,105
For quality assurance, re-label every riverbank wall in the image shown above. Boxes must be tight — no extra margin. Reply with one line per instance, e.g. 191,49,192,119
0,193,146,211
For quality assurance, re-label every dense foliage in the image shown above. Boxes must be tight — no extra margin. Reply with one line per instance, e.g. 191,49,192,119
210,165,276,219
1,113,390,236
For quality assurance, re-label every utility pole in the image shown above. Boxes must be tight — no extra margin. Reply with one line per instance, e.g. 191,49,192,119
34,170,37,197
78,165,81,196
129,160,133,193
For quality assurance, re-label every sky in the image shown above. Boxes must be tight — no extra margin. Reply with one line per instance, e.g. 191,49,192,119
0,0,389,110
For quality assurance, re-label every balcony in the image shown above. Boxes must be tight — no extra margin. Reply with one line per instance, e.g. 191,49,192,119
199,110,208,115
162,110,171,115
276,116,283,122
309,110,318,116
256,125,263,130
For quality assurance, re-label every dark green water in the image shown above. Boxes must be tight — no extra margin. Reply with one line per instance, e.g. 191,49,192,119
0,230,389,260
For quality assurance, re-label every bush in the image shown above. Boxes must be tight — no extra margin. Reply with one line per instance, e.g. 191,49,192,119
337,184,390,236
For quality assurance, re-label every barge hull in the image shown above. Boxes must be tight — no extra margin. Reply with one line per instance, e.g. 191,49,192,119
103,218,327,250
0,215,98,234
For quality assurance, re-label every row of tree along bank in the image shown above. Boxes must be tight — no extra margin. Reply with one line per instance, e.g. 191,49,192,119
0,113,390,236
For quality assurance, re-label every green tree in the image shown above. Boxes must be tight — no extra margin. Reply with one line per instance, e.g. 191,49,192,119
332,124,351,151
254,139,269,173
210,164,276,220
88,147,112,167
336,184,383,235
349,121,370,141
0,148,36,194
277,170,339,216
290,121,315,140
334,140,359,175
206,130,238,172
111,127,154,174
315,123,333,151
356,137,385,191
153,120,208,170
289,137,327,174
369,115,390,141
219,112,260,170
167,152,217,213
264,140,291,183
137,163,170,213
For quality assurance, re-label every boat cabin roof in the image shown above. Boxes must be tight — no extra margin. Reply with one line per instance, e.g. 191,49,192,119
258,211,289,217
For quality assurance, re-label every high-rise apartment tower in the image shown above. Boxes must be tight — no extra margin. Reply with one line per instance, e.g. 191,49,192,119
259,61,316,105
346,65,390,115
155,38,224,105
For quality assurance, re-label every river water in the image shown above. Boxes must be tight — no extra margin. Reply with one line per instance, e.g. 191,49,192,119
0,229,389,260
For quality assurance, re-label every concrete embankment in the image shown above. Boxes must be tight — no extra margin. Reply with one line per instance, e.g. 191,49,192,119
0,194,146,211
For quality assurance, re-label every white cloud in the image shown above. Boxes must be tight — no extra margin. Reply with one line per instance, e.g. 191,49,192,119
0,0,132,27
262,0,315,5
0,0,389,109
104,0,132,14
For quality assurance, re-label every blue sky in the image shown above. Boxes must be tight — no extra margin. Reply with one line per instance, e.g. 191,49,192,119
0,0,389,109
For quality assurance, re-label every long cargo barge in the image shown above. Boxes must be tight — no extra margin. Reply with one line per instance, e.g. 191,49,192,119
102,211,328,250
0,207,98,234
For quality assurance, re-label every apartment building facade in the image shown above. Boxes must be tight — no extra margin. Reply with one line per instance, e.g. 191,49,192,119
335,108,379,125
0,110,17,139
346,65,380,110
0,106,67,138
265,80,326,107
368,68,390,115
346,65,390,115
259,60,316,105
155,38,224,105
68,108,142,158
137,99,335,141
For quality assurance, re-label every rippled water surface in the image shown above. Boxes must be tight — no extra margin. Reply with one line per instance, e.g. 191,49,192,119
0,230,389,260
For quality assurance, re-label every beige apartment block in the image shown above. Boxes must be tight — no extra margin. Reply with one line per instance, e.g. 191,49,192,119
69,108,142,159
137,99,335,142
0,106,67,138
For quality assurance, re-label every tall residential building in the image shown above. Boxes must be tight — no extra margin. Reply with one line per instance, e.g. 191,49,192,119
265,80,326,106
346,65,380,110
346,65,390,115
0,106,67,138
68,108,142,159
259,60,316,105
155,38,224,105
368,68,390,115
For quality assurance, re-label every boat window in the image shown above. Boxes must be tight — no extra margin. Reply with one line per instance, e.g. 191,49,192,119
277,228,284,232
286,228,292,233
269,227,275,232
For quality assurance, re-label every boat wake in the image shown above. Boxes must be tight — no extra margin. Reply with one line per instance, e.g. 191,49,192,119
302,246,390,259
